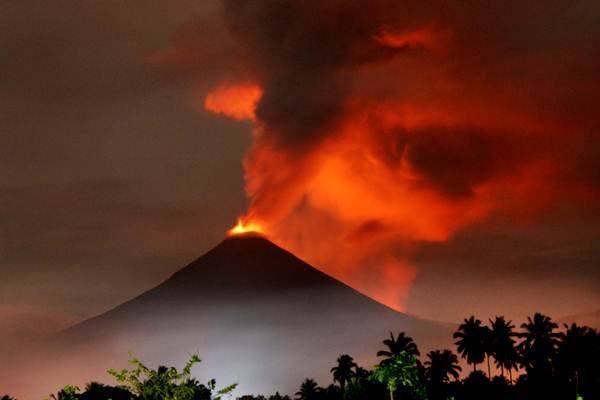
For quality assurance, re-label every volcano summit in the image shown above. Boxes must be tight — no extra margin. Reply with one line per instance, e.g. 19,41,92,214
4,235,450,398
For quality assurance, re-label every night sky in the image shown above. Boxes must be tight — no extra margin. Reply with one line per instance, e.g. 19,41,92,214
1,0,599,346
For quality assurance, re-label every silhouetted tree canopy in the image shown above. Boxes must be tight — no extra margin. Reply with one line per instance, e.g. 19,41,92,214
5,312,599,400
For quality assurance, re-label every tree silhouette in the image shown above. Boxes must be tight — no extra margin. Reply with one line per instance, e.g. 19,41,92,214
488,316,518,381
424,349,461,400
268,393,292,400
321,384,342,399
482,325,493,378
79,382,133,400
23,313,600,400
425,349,462,383
295,379,321,400
50,385,79,400
453,316,487,372
344,368,387,400
330,354,357,390
377,332,420,365
461,370,490,400
354,366,371,379
518,313,560,376
556,323,600,399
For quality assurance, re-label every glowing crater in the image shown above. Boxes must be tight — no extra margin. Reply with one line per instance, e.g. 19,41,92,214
228,218,265,236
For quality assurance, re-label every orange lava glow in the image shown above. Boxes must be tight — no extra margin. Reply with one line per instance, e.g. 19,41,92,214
228,218,265,236
374,26,442,51
152,1,600,311
204,83,262,121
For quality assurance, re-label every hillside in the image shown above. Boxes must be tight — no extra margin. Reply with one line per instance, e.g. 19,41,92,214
2,235,451,398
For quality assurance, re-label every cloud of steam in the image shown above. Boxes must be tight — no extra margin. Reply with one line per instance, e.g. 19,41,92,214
153,0,600,310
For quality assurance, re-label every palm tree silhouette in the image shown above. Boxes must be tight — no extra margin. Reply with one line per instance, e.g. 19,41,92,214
377,332,420,364
518,313,560,376
295,378,321,400
269,393,292,400
425,349,462,382
79,381,133,400
489,316,518,381
424,349,461,400
556,323,598,399
482,325,493,378
330,354,357,390
453,316,487,372
50,385,79,400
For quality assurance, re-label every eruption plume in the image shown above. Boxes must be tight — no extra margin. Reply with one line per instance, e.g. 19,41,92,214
153,0,600,310
228,218,265,236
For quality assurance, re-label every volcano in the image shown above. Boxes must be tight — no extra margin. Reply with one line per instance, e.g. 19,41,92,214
4,235,451,398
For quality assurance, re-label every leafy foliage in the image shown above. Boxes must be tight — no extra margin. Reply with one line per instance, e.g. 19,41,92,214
107,354,236,400
371,352,426,400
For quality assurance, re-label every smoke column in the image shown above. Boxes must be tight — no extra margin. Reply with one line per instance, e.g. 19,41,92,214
153,0,600,309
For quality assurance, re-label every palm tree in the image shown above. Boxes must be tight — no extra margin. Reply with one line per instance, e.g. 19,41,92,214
424,349,461,400
482,325,493,378
489,316,518,381
322,384,342,399
50,385,79,400
354,366,371,379
79,382,134,400
556,323,598,398
518,313,560,377
330,354,357,390
425,349,462,383
377,332,420,365
453,316,487,372
269,393,291,400
295,379,321,400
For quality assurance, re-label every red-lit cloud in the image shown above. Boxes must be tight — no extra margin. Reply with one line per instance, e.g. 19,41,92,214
205,84,262,121
152,0,600,310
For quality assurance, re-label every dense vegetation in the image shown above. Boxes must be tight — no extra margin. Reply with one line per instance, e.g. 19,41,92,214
2,313,598,400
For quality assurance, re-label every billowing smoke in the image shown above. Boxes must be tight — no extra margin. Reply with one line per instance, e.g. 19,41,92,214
153,0,600,309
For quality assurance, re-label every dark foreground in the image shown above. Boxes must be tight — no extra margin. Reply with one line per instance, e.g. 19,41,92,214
2,312,598,400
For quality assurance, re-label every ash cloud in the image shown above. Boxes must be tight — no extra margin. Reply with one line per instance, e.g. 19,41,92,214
152,0,600,309
220,0,407,143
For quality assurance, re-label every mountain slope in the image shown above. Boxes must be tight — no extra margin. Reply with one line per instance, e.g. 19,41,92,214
4,235,451,398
